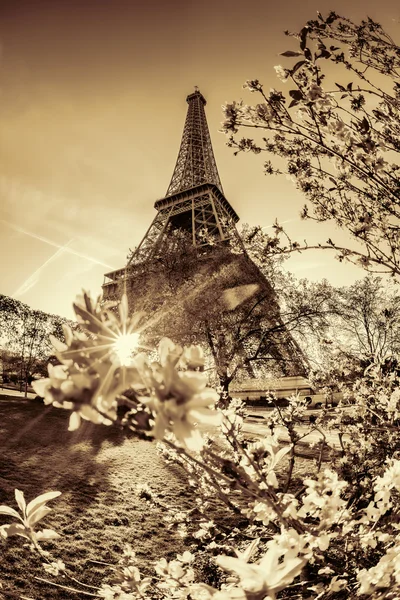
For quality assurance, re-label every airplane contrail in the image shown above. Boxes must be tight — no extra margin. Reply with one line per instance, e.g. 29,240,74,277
0,219,115,270
13,239,75,298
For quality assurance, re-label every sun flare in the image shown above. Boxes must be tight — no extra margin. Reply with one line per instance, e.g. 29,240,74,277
113,332,140,366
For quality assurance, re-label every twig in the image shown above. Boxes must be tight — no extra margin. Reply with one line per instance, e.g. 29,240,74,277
338,432,346,457
316,437,327,473
283,443,296,493
87,559,117,568
34,577,99,597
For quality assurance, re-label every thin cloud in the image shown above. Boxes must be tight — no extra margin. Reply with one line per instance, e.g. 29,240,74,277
0,219,114,270
13,239,74,298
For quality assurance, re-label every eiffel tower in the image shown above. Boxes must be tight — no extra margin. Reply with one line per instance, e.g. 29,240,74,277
102,89,307,380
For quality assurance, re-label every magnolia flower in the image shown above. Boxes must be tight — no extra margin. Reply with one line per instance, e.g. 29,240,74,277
267,528,311,560
243,79,261,92
32,359,133,432
155,554,196,593
298,469,347,527
190,585,246,600
181,345,205,369
252,501,277,526
135,338,221,450
98,584,136,600
147,369,221,451
215,540,306,600
33,293,144,431
240,436,291,488
357,543,400,595
328,576,348,592
307,83,324,101
194,520,215,540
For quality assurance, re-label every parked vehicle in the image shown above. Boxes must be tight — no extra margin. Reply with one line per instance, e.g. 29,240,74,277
303,392,343,409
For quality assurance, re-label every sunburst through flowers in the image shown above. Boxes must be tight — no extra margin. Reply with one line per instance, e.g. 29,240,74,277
32,292,145,431
112,332,140,366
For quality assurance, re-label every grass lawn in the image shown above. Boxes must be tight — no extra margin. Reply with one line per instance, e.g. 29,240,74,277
0,396,317,599
0,397,192,599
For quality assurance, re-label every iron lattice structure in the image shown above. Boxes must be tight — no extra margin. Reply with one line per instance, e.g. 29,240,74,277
103,89,244,292
102,89,307,378
166,89,223,196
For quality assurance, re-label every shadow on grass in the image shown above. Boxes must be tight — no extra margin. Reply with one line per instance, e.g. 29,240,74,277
0,397,129,510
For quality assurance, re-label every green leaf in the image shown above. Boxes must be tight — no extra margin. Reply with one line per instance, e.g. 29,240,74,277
15,490,26,516
360,116,370,133
289,90,303,101
26,491,62,519
326,12,337,24
0,505,23,520
275,445,292,463
291,61,306,76
0,523,30,540
280,50,303,57
27,506,53,527
300,27,309,51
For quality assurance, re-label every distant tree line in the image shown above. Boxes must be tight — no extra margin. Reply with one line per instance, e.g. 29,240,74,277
244,227,400,383
0,295,75,397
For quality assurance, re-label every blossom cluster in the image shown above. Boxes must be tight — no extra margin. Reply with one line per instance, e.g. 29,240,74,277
32,293,221,451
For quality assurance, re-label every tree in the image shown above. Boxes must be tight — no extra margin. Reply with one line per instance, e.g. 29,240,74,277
0,295,72,397
242,225,337,365
222,13,400,278
122,237,308,394
329,275,400,363
120,229,345,401
0,347,21,385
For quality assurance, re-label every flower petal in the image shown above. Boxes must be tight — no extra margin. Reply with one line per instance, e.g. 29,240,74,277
187,408,222,426
32,378,50,398
49,334,68,352
68,412,81,431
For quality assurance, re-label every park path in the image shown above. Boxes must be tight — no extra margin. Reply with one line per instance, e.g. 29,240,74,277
242,419,347,453
0,388,36,400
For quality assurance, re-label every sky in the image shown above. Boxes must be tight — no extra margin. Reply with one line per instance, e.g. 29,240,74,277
0,0,399,319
